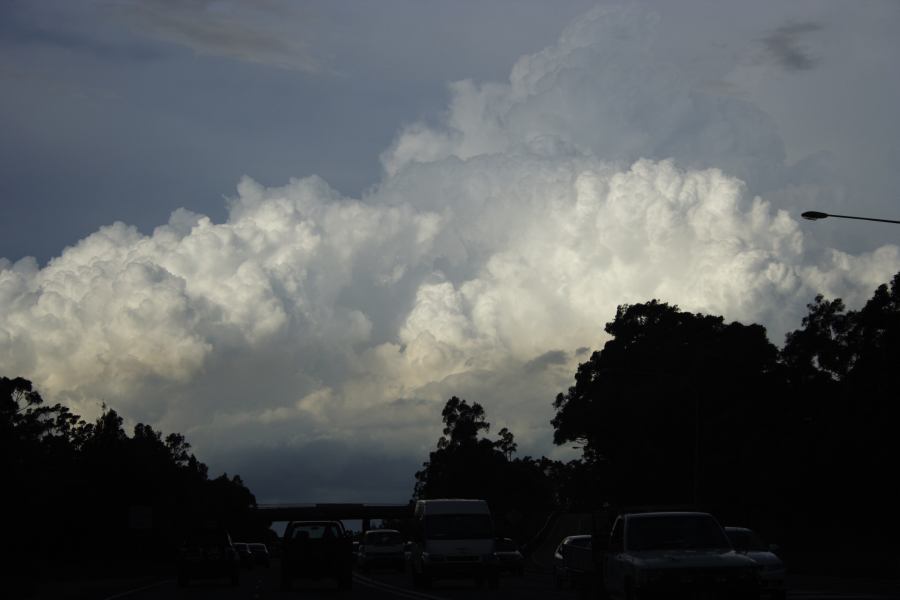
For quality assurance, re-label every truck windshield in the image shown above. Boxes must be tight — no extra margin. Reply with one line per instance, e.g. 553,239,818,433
424,514,493,540
627,515,731,551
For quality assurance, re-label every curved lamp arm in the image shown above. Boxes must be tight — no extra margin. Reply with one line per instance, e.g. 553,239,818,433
801,211,900,224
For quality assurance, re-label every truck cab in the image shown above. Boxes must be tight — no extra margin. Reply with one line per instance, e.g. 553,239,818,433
602,511,760,600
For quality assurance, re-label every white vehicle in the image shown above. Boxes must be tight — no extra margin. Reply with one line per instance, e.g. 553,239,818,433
408,499,499,589
602,511,760,600
357,528,405,572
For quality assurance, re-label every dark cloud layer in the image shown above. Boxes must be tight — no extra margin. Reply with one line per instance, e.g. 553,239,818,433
762,22,822,71
211,440,421,504
524,350,570,372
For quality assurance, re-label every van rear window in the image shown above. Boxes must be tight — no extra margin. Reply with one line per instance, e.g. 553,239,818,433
424,514,493,540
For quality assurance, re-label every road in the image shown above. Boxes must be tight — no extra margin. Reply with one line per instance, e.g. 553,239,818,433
114,560,573,600
102,560,898,600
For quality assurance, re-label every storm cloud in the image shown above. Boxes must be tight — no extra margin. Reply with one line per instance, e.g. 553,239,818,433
2,4,898,502
762,22,823,72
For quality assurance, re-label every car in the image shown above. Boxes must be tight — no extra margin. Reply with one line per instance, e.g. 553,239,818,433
493,537,525,575
281,520,354,590
553,534,593,589
357,528,406,572
248,542,270,567
601,511,760,600
233,542,255,568
725,526,786,600
176,526,240,587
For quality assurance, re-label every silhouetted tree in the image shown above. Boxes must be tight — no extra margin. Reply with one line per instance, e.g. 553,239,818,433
2,376,86,591
780,272,900,551
438,396,490,448
2,375,262,581
494,427,517,460
414,397,557,541
416,397,496,496
551,300,786,513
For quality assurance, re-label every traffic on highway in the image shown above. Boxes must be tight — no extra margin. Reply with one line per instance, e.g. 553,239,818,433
81,500,898,600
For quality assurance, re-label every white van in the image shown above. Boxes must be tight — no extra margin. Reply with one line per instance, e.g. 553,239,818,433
409,499,499,589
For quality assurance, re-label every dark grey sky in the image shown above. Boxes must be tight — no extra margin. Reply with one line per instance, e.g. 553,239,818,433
0,0,597,264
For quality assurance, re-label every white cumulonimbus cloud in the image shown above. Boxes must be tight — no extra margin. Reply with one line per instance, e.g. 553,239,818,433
2,5,898,501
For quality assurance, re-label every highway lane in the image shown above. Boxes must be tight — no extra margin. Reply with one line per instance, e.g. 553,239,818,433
56,555,895,600
118,560,571,600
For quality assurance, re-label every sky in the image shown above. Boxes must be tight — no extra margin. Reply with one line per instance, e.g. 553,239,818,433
2,0,899,504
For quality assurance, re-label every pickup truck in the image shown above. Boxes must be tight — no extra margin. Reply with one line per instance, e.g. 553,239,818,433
281,520,354,590
600,511,760,599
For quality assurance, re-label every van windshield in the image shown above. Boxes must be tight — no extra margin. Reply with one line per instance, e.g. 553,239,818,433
424,514,493,540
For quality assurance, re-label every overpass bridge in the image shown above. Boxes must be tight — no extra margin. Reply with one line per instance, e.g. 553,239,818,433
254,502,415,532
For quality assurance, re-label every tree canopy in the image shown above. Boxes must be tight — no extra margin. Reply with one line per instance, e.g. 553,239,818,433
550,271,900,552
1,375,264,584
414,396,558,540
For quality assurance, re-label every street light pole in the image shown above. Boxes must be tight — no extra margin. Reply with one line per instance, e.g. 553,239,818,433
801,211,900,224
693,394,700,508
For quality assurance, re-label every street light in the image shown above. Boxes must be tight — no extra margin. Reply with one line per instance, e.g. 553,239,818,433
801,211,900,224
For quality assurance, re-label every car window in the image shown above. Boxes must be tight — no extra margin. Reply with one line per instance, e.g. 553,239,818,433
569,536,591,548
292,524,341,539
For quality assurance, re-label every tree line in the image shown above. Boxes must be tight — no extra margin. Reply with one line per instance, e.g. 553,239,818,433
413,271,900,570
1,379,266,584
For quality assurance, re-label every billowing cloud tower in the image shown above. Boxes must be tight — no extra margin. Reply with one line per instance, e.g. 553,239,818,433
1,5,897,502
